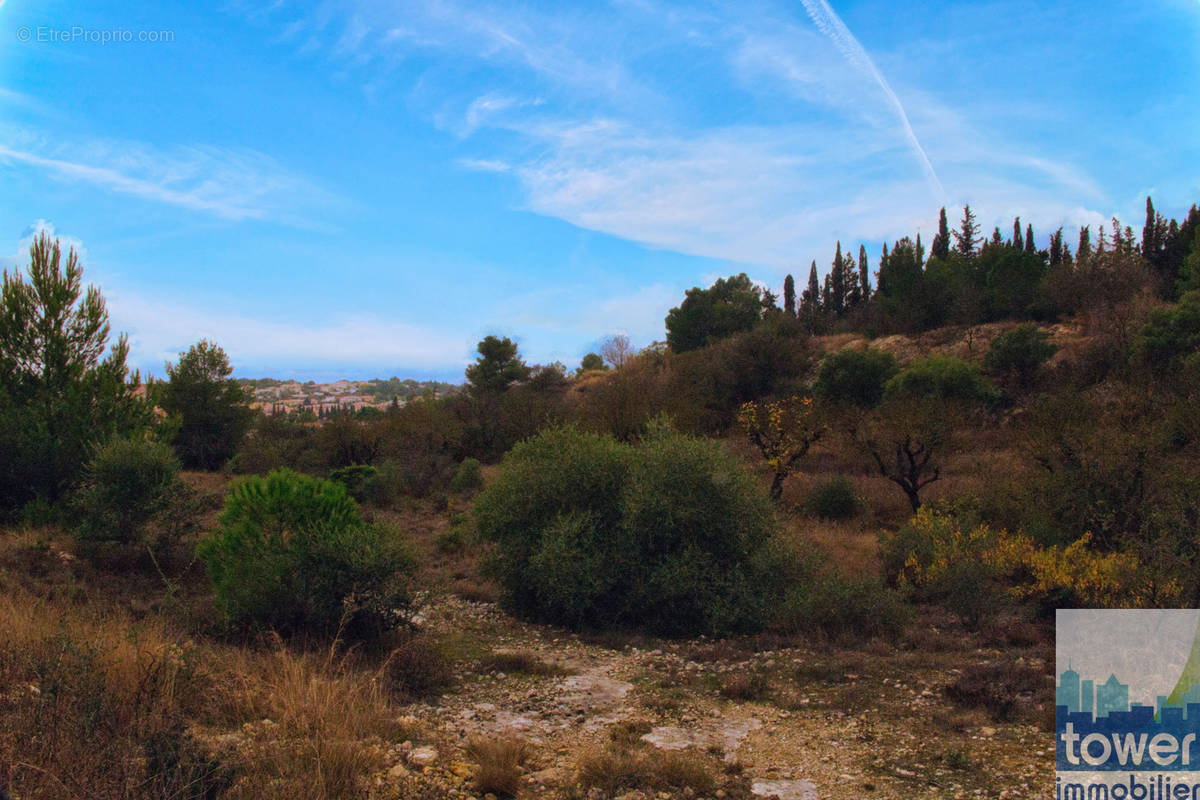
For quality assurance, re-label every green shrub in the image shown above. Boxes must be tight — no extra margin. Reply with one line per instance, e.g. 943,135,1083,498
74,437,181,545
435,525,469,553
983,323,1056,388
328,463,381,503
770,544,909,641
813,347,897,408
474,425,776,636
804,476,861,520
196,469,412,640
1131,290,1200,383
883,355,997,405
449,457,484,493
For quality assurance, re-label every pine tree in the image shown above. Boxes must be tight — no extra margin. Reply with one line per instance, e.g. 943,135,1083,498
1078,226,1092,263
990,227,1003,248
821,273,832,311
1025,223,1035,254
783,274,796,316
916,233,925,264
953,204,981,256
931,207,951,260
1013,218,1023,250
858,244,871,301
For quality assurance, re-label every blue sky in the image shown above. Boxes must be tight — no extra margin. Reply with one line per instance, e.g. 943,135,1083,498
1,0,1198,381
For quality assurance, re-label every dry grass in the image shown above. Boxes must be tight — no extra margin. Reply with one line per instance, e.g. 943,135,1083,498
212,639,411,799
465,735,534,797
0,556,416,800
380,631,456,701
576,742,716,795
0,586,225,799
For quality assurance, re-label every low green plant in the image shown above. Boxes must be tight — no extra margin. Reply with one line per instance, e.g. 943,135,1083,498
74,437,181,545
449,457,484,493
813,347,897,408
804,476,861,520
883,354,997,405
196,469,413,640
327,463,380,503
983,323,1055,388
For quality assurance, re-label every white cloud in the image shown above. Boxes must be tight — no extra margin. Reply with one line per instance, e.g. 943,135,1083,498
1,219,87,273
106,287,474,376
0,133,335,228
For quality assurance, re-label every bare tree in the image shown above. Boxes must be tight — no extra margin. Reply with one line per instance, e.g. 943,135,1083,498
599,334,637,369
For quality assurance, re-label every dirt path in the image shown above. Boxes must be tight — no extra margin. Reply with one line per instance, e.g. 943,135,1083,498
374,595,1052,800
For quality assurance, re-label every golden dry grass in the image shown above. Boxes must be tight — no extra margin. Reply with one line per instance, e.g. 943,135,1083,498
465,735,534,797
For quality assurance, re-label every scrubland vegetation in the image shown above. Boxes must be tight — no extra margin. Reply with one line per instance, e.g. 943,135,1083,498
1,199,1199,798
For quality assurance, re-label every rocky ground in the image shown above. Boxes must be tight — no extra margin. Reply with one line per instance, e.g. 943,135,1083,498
367,595,1053,800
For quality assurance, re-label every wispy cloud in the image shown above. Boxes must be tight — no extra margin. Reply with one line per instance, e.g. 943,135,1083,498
797,0,944,198
0,133,335,228
239,0,1116,271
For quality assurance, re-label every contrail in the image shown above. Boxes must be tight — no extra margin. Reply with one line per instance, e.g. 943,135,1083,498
799,0,945,198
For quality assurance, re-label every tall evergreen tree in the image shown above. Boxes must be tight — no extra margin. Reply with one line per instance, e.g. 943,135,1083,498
800,260,821,314
1078,226,1092,263
783,273,796,317
821,273,832,311
831,242,846,315
953,204,981,256
1025,224,1036,254
858,244,871,301
1050,228,1065,267
1012,218,1023,250
877,243,891,295
931,207,951,261
916,233,925,264
1143,196,1162,259
990,227,1003,248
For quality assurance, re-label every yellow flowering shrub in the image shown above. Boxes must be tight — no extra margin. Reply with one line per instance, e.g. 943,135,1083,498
882,509,1176,622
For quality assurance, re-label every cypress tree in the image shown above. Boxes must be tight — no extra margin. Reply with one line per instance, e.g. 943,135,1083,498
858,244,871,300
821,273,832,311
1078,226,1092,263
1025,223,1035,254
831,242,846,315
931,207,951,260
1050,228,1064,267
1013,218,1023,250
800,260,821,314
991,227,1003,248
783,274,796,316
1143,196,1160,259
877,243,890,295
916,233,924,264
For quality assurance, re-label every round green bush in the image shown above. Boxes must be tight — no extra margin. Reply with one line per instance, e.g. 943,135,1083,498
474,425,776,636
983,323,1055,386
449,457,484,493
813,348,898,408
804,476,861,520
196,469,412,639
74,437,181,544
328,463,381,503
883,355,997,405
